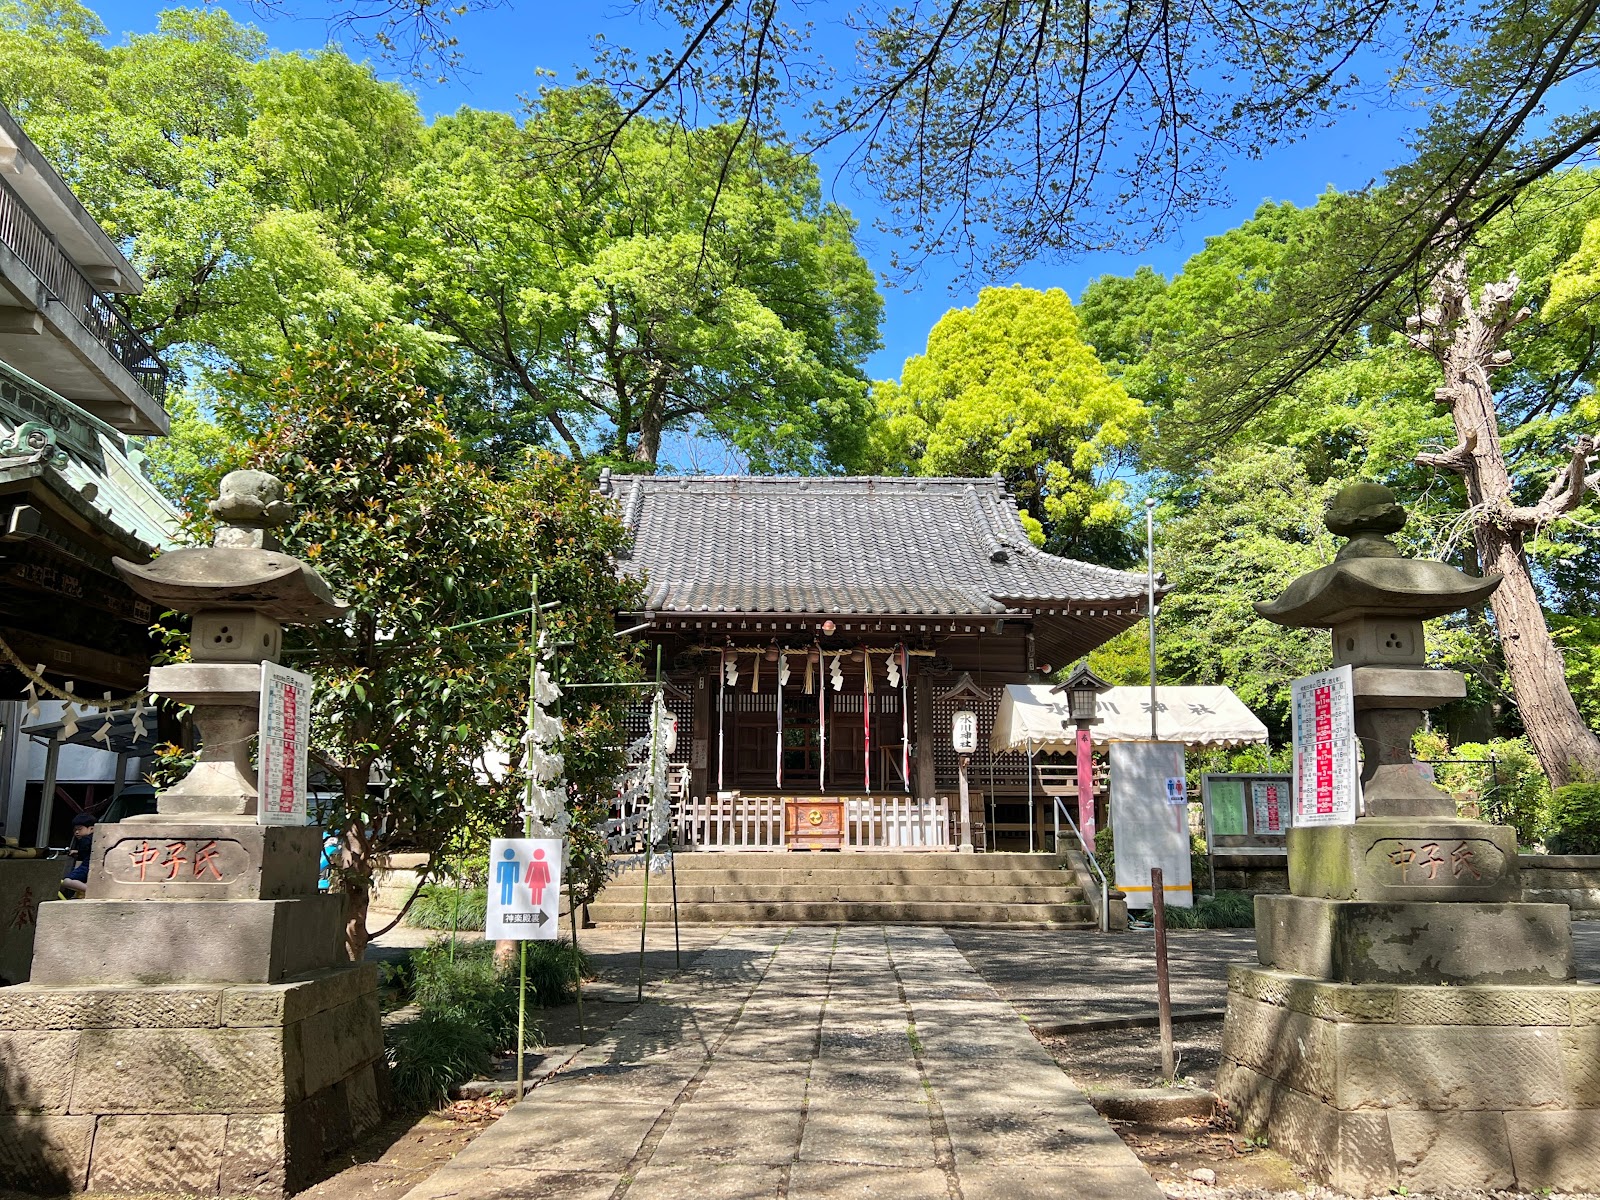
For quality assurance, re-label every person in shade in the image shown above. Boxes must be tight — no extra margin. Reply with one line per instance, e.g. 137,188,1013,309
60,812,96,895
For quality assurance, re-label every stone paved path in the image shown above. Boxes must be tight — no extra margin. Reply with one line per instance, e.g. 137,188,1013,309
398,925,1162,1200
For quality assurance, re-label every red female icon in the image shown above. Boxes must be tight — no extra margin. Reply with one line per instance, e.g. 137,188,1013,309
524,847,552,898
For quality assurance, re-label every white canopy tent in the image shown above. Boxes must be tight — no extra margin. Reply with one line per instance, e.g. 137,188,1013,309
991,684,1269,754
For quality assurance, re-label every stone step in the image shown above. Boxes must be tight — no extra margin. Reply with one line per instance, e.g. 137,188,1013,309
599,882,1088,905
585,899,1097,926
609,866,1080,887
647,851,1065,870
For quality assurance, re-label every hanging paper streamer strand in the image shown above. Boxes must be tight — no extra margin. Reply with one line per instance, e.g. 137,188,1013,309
717,647,726,792
818,656,826,792
900,645,911,793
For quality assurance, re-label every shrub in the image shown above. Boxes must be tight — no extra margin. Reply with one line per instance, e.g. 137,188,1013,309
1163,890,1256,929
407,884,487,931
385,1013,490,1109
1547,784,1600,855
1427,736,1550,847
522,937,592,1008
410,938,523,1052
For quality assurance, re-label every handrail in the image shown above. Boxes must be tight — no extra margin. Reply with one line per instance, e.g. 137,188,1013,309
0,173,166,406
1053,795,1109,932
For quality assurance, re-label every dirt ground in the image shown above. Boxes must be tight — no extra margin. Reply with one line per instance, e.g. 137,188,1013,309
1032,1017,1600,1200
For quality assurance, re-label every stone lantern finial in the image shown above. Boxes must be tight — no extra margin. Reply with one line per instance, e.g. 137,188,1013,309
209,469,294,549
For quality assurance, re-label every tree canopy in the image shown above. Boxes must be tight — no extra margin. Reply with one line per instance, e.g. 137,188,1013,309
866,286,1145,563
0,1,884,473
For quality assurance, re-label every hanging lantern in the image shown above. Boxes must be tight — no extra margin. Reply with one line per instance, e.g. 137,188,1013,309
951,709,979,754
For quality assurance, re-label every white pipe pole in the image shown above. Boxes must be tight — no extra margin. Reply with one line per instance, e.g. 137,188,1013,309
1146,498,1158,742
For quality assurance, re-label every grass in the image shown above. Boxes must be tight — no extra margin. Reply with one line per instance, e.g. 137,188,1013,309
1160,890,1256,929
406,883,488,931
384,935,593,1110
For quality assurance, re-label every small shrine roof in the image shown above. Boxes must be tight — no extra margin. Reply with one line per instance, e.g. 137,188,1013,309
612,474,1151,619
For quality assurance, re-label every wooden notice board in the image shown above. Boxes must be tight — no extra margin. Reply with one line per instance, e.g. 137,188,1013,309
786,799,843,851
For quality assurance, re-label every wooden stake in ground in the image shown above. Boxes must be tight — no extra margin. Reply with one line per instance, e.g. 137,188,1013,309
1151,866,1175,1081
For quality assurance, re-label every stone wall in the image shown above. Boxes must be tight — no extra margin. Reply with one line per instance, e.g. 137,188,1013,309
0,963,386,1195
1521,854,1600,917
1220,964,1600,1195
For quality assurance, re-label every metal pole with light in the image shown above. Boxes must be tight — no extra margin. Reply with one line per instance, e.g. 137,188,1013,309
1055,661,1111,847
1145,497,1159,741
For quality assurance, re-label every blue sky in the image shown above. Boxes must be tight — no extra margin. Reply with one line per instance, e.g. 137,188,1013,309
91,0,1426,381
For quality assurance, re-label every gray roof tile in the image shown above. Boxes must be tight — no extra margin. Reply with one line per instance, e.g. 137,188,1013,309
612,475,1148,616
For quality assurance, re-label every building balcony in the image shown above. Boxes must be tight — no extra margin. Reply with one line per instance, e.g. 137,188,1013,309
0,117,167,436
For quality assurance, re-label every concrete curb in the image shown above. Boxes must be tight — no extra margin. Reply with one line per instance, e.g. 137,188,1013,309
1030,1006,1225,1035
1090,1086,1217,1124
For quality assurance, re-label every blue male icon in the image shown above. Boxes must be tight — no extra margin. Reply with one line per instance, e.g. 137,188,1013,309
495,846,520,906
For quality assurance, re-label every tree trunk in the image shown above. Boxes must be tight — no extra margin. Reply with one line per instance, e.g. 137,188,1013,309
1411,260,1600,789
340,779,373,961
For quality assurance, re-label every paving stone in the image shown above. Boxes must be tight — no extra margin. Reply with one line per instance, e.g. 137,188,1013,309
959,1163,1163,1199
536,1061,697,1106
799,1101,938,1166
87,1113,227,1194
691,1061,810,1105
788,1163,957,1199
647,1102,804,1167
406,1166,619,1200
625,1162,786,1199
943,1106,1133,1167
807,1061,926,1103
449,1100,662,1173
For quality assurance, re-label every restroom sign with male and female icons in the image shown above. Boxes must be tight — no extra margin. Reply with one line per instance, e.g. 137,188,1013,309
486,837,563,940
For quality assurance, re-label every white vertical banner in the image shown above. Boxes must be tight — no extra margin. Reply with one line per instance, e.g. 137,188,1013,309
1110,741,1193,909
258,661,313,826
487,837,562,940
1291,665,1360,827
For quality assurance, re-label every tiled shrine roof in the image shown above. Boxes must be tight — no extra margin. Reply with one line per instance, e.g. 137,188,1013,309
612,474,1152,619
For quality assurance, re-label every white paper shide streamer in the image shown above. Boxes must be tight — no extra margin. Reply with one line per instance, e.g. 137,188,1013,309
524,638,568,837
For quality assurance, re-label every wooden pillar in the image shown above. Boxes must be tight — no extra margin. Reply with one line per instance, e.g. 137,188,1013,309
690,667,711,802
914,672,936,800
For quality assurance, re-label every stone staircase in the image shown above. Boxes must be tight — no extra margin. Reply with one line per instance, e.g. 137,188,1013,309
588,851,1096,927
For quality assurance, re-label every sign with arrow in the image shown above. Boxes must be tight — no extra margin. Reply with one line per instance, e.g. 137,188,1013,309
487,837,562,941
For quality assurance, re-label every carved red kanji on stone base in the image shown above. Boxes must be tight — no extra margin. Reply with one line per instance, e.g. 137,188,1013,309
129,840,160,883
193,840,223,880
160,840,188,881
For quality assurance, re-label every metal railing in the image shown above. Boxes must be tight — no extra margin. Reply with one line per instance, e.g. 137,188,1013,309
0,173,166,406
1053,795,1109,932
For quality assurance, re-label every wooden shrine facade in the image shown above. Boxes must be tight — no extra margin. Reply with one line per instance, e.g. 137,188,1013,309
609,474,1158,851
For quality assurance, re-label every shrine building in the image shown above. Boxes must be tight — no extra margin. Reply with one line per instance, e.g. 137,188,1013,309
610,473,1158,852
0,102,177,852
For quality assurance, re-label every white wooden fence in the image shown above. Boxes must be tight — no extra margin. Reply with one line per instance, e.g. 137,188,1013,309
674,794,951,852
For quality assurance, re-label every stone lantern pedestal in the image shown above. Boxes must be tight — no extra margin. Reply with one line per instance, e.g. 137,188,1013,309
1219,483,1600,1195
0,473,385,1197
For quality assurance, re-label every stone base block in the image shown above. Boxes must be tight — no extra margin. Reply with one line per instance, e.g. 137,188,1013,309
28,895,344,986
88,822,321,900
1256,894,1574,984
0,964,385,1197
0,858,66,985
1289,817,1520,902
1219,964,1600,1196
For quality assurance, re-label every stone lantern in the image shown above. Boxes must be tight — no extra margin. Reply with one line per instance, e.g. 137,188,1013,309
1218,482,1600,1196
2,472,386,1197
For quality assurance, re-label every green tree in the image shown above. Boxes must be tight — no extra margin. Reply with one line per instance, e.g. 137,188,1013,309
394,89,883,470
1080,177,1600,783
865,286,1145,562
227,331,641,957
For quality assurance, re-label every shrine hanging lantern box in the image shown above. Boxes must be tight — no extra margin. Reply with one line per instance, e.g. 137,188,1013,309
951,709,979,754
1,471,384,1198
1218,482,1600,1197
